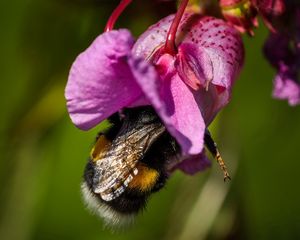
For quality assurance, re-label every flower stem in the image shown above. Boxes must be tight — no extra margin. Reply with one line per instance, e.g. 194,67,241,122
105,0,132,32
164,0,189,55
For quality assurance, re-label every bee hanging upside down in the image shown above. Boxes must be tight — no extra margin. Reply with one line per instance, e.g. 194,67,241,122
81,106,230,226
81,107,180,226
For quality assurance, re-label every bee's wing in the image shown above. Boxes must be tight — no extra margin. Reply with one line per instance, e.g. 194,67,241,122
92,125,165,202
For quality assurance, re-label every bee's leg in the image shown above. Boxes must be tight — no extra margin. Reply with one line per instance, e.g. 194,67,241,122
204,129,231,181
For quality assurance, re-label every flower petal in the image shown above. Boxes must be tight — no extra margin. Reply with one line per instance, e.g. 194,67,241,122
194,84,229,124
161,74,206,155
65,30,142,130
180,16,244,90
172,151,211,175
273,63,300,106
129,54,206,155
176,43,213,90
133,13,244,105
264,22,300,106
132,14,174,60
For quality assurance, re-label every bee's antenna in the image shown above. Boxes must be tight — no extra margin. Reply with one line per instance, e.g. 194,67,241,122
204,130,231,181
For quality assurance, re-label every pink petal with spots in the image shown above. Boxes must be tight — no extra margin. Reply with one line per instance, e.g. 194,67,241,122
133,13,244,102
180,16,244,90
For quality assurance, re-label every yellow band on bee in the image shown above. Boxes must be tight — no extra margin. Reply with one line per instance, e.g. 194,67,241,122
128,164,159,192
90,135,111,162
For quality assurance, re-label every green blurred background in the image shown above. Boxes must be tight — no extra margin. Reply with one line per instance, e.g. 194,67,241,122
1,0,300,239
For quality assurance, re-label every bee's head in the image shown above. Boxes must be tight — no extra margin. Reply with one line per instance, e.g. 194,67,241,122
81,107,179,226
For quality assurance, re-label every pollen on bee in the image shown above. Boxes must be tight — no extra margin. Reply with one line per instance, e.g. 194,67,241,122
128,164,159,192
90,136,111,162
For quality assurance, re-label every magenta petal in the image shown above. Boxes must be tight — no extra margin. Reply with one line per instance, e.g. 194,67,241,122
194,85,227,124
273,70,300,106
176,43,213,90
181,16,244,89
161,74,206,155
177,17,244,123
133,14,243,91
173,151,211,175
65,30,142,130
129,54,206,155
132,14,243,130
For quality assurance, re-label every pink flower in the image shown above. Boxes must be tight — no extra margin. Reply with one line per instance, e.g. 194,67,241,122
264,5,300,105
65,12,244,173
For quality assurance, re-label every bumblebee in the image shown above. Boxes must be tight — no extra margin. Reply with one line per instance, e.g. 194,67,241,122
81,106,180,226
81,106,230,226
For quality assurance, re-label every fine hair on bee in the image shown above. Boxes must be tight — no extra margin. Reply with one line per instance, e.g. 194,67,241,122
81,106,180,226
